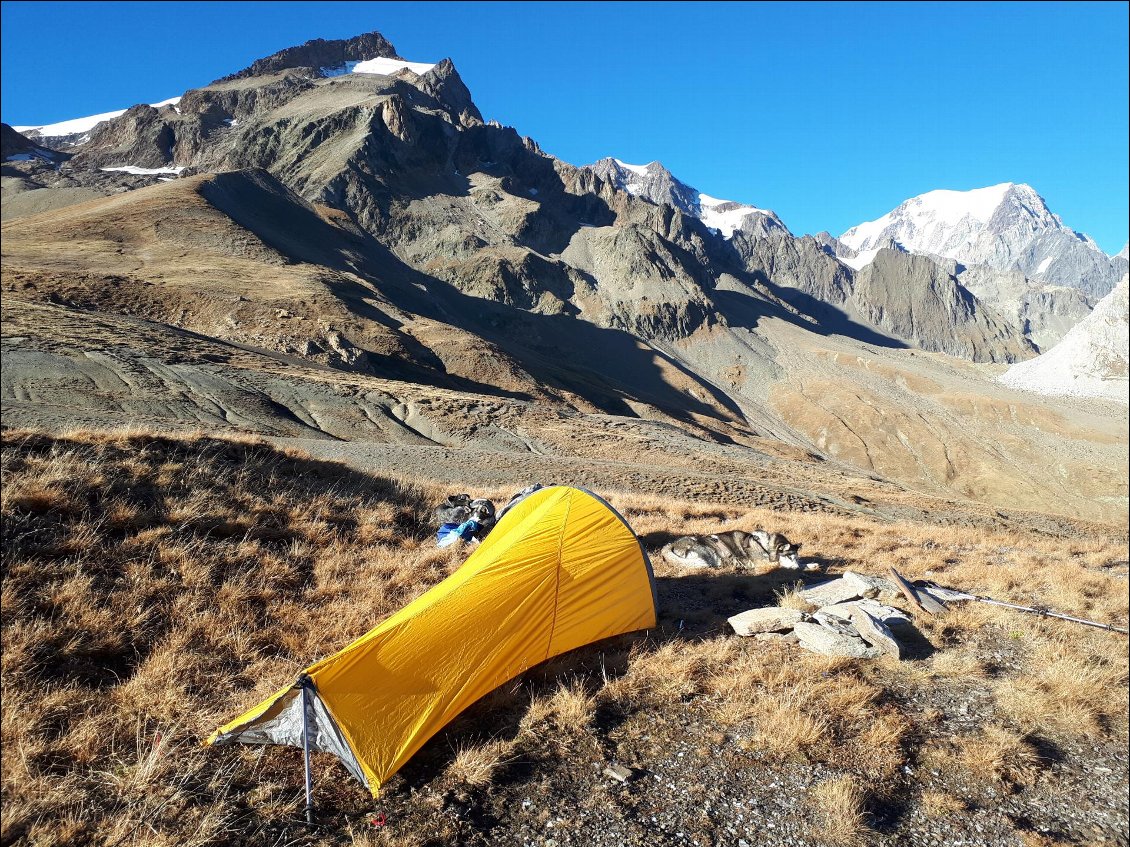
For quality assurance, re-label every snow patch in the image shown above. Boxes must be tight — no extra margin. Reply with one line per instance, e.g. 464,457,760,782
697,193,774,238
613,159,652,176
839,247,882,271
1035,256,1054,276
351,57,436,76
13,96,183,139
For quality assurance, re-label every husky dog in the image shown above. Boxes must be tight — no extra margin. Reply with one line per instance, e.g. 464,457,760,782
434,494,473,526
467,498,497,534
661,529,813,571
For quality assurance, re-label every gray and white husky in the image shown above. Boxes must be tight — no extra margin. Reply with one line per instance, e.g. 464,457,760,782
661,530,815,571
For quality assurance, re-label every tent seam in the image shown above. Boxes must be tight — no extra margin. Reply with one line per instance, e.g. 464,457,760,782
544,488,573,661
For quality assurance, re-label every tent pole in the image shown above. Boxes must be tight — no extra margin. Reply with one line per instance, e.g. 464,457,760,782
299,676,314,826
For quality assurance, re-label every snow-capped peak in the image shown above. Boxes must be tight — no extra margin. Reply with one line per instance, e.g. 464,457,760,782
840,182,1030,254
13,52,435,143
1117,242,1129,261
585,157,786,239
838,182,1120,298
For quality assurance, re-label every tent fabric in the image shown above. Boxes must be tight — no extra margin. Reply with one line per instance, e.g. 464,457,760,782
207,485,656,796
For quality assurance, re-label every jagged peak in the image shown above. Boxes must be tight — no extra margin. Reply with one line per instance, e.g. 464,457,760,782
216,31,402,83
416,58,482,126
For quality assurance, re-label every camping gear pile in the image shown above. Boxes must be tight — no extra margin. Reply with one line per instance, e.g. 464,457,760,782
433,494,497,547
432,485,546,547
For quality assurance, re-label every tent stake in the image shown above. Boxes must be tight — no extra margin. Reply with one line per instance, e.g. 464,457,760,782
299,675,314,826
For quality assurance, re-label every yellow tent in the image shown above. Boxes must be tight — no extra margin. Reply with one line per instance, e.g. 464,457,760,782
206,485,656,797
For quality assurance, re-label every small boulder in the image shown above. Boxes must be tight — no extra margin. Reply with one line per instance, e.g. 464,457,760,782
852,609,901,658
603,763,633,783
728,607,805,636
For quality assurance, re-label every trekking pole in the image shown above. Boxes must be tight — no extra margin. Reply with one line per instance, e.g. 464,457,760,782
921,583,1129,634
297,674,315,826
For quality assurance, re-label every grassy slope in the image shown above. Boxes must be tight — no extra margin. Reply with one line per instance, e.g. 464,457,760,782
1,430,1126,847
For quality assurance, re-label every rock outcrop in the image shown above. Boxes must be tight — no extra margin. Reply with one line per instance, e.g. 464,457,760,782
216,31,401,82
852,249,1036,362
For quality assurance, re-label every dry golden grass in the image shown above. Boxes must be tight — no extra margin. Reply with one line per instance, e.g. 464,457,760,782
959,724,1044,789
443,739,516,789
919,789,966,817
808,775,874,846
775,581,814,611
1,428,1127,846
993,637,1129,736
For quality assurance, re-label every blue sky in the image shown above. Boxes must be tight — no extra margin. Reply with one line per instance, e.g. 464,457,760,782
2,1,1127,251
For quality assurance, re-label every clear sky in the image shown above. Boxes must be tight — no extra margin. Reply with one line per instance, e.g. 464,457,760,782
2,1,1127,252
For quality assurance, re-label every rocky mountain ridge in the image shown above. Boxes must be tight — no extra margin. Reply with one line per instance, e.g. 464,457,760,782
2,30,1124,523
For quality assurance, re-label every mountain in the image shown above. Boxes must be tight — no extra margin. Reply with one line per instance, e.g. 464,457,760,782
839,183,1127,300
2,123,62,163
584,157,790,239
1,31,1124,524
1118,243,1129,261
1000,275,1129,402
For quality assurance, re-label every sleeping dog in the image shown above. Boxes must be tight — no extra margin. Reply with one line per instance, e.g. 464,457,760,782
661,530,816,571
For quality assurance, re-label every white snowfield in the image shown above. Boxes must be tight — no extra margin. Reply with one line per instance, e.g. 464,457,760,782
841,183,1017,253
838,247,882,271
13,97,181,138
698,193,774,238
613,158,652,177
323,57,436,77
999,275,1129,402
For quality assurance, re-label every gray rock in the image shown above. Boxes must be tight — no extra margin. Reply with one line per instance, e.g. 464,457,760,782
848,608,902,658
851,249,1036,363
800,577,860,607
603,763,633,783
821,598,911,625
727,607,805,636
793,619,880,659
801,571,893,607
753,631,799,644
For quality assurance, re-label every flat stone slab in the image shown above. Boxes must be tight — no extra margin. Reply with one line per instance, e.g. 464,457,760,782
728,607,805,636
793,619,880,659
801,571,897,607
821,599,911,625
